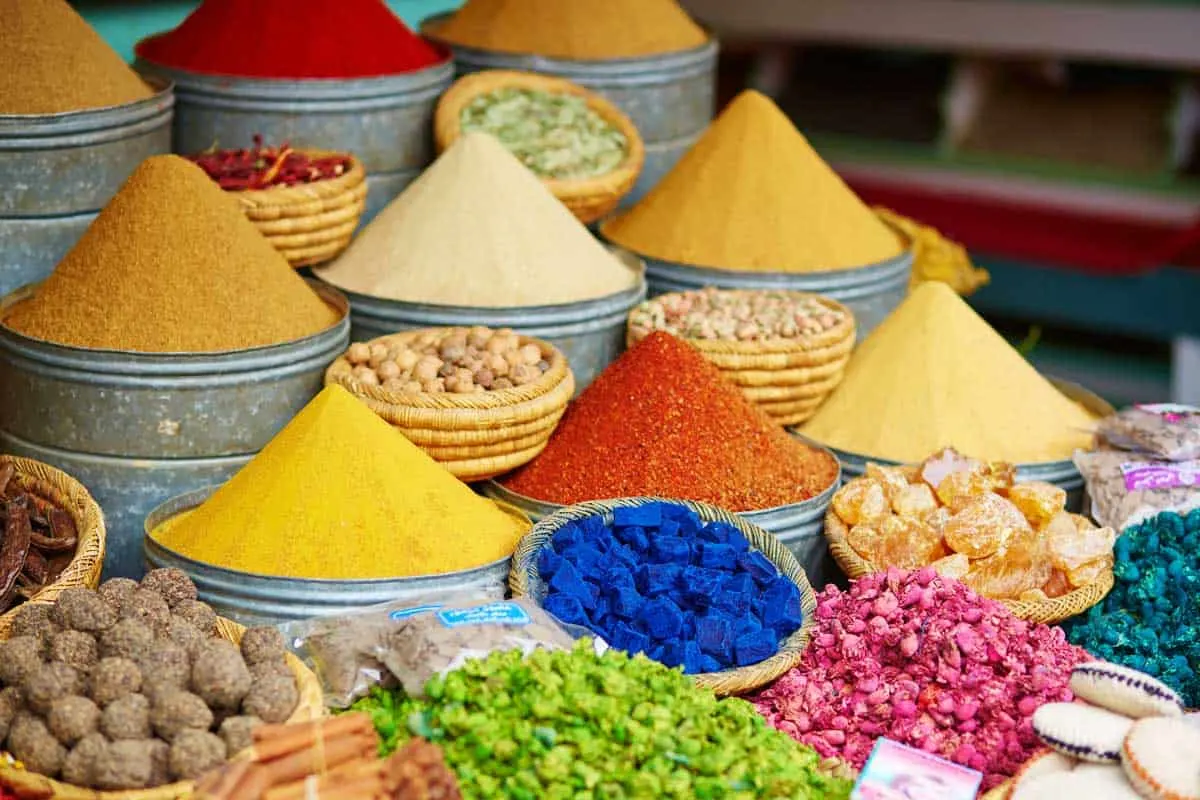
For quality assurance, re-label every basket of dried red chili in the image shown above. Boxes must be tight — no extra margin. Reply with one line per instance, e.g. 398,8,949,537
187,138,367,268
0,456,105,638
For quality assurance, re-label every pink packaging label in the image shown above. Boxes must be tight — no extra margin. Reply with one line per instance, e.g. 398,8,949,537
853,739,981,800
1121,460,1200,491
1134,403,1199,423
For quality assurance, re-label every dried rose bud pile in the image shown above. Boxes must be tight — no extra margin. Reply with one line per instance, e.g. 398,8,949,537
345,327,551,394
628,288,846,342
752,568,1090,790
187,135,351,191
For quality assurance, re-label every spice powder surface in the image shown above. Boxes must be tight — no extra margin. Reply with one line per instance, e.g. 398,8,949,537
503,331,839,511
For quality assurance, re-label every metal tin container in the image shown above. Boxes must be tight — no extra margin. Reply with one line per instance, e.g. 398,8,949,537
329,252,647,391
805,379,1115,512
480,453,843,589
423,17,718,207
630,246,914,340
134,60,454,223
0,282,350,579
0,80,175,297
143,488,526,626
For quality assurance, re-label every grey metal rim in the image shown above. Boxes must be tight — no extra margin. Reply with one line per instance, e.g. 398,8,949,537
0,78,174,144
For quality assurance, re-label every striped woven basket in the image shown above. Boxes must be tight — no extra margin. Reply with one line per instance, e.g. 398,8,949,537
0,616,325,800
0,455,105,638
434,70,645,225
233,150,367,268
626,291,857,427
508,496,818,697
325,328,575,482
825,509,1114,625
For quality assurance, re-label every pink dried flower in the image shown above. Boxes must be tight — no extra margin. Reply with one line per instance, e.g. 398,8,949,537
750,570,1089,790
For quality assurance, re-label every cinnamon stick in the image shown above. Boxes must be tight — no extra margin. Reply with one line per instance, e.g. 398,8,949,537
257,733,377,786
262,762,384,800
194,760,255,799
252,714,373,761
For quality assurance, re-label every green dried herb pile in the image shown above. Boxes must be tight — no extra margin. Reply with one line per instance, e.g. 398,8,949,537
349,640,849,799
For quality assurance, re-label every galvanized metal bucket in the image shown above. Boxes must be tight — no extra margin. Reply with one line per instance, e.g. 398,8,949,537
805,379,1114,512
0,281,351,579
627,245,915,340
0,79,175,297
143,487,521,626
328,251,647,391
133,59,455,223
423,16,718,207
480,453,843,590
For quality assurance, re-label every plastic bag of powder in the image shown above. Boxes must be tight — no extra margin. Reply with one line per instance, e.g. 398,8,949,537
1097,404,1200,461
1074,448,1200,532
282,596,603,707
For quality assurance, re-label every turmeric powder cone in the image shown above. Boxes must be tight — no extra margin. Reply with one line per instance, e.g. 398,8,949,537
151,385,529,580
602,90,904,273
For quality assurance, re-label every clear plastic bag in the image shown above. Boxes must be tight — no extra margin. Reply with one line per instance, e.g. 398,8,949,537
282,596,602,707
1097,404,1200,461
1074,449,1200,531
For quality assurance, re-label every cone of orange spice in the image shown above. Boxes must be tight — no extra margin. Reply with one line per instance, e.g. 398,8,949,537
502,332,839,511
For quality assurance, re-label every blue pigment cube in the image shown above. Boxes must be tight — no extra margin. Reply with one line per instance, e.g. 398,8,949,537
589,527,615,553
563,544,604,575
613,504,664,529
762,577,803,635
637,564,682,596
696,616,733,660
544,594,588,627
553,524,583,552
638,597,685,639
714,591,750,617
682,641,705,674
681,567,726,611
609,621,651,656
537,549,563,579
649,644,667,662
725,532,751,555
676,513,702,538
723,573,754,597
549,559,588,598
592,594,611,622
602,567,636,593
608,543,640,569
650,537,690,565
735,614,762,637
661,504,693,522
610,585,643,619
580,514,607,537
616,525,649,552
658,519,680,539
734,629,778,667
696,542,738,570
700,521,739,544
660,640,686,668
700,655,721,673
680,616,697,639
738,551,779,586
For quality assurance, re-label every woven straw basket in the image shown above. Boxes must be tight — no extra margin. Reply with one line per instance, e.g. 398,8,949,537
509,496,818,697
825,510,1114,625
0,455,105,638
0,616,325,800
325,329,575,482
626,291,857,427
434,70,645,224
234,151,367,268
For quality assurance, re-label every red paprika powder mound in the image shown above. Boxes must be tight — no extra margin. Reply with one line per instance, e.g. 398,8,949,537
503,332,840,511
136,0,446,79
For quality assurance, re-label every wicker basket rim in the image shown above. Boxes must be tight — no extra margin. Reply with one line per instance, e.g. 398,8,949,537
823,507,1114,620
627,291,857,354
434,69,645,199
508,496,819,695
325,327,573,411
229,151,366,208
0,455,106,634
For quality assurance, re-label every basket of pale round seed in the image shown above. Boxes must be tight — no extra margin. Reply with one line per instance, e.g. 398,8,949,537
324,326,575,481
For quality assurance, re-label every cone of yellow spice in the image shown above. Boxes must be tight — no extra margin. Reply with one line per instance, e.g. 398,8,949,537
800,282,1098,463
151,385,530,580
602,90,904,273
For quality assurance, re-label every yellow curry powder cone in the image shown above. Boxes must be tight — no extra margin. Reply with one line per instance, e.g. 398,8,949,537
800,282,1097,463
602,90,904,273
151,385,530,580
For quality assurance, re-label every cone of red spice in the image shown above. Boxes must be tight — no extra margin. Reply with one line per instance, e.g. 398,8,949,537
503,332,840,511
136,0,446,80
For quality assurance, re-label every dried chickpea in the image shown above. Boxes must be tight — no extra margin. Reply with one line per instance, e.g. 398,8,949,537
346,343,370,365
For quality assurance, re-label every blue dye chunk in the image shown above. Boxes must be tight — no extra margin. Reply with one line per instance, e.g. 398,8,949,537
610,585,643,619
696,542,738,570
552,523,583,552
661,640,687,668
613,504,664,529
579,514,607,537
562,544,604,575
658,519,681,538
763,578,803,638
738,551,779,586
636,564,683,596
735,629,778,667
639,597,685,639
715,591,751,617
650,537,691,564
696,616,733,659
722,573,754,597
537,548,563,579
544,594,588,627
680,567,725,611
608,543,639,569
616,525,649,552
700,655,721,673
682,641,705,674
735,614,762,637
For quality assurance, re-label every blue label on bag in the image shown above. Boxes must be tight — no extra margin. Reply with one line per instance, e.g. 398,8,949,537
436,602,532,628
389,604,443,621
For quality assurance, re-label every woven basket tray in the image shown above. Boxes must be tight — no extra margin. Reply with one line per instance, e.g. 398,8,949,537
232,151,367,268
434,70,645,225
324,328,575,482
0,616,325,799
0,456,105,638
626,292,856,426
825,510,1115,625
509,496,818,697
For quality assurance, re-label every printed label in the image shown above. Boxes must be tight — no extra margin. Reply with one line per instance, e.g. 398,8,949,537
853,739,981,800
1121,460,1200,491
436,602,532,628
1135,403,1200,422
389,604,443,621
